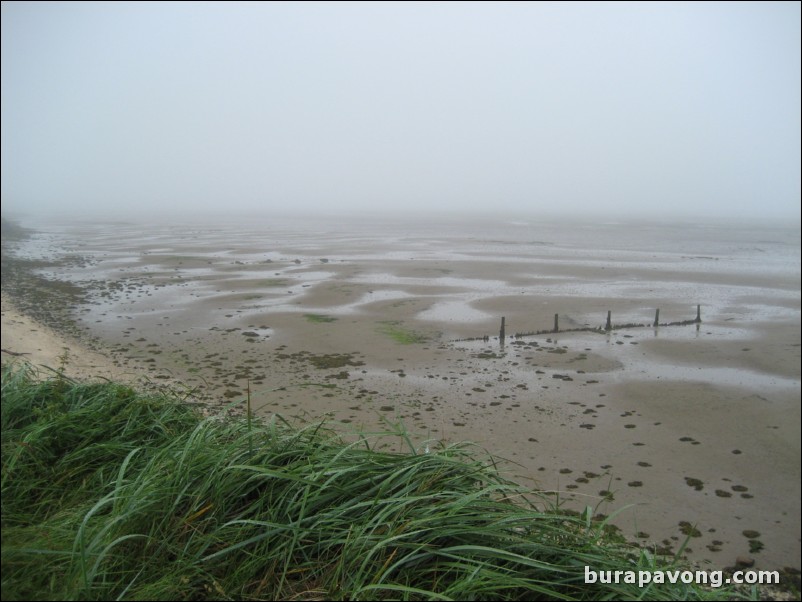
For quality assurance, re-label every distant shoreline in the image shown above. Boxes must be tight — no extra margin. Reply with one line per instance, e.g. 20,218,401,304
0,223,217,405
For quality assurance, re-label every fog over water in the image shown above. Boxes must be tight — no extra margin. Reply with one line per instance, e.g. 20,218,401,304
15,211,801,339
2,2,800,223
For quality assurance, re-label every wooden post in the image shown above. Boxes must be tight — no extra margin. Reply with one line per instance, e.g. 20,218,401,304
695,305,701,323
653,308,660,327
605,310,612,331
553,313,559,333
499,317,505,342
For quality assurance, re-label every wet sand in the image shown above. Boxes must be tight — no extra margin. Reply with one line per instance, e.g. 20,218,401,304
2,213,799,571
2,291,127,381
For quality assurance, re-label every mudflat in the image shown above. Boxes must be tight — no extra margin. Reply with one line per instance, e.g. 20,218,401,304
2,213,799,572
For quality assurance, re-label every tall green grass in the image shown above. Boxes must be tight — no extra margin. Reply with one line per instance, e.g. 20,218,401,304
2,364,725,600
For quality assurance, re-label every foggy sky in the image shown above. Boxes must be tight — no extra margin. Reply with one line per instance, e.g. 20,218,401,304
2,1,800,222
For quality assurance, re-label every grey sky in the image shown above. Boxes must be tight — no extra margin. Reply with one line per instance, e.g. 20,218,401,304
2,1,800,221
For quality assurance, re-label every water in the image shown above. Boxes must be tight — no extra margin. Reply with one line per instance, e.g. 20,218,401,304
13,213,800,330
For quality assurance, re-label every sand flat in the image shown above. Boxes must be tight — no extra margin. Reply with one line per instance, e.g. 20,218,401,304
2,213,799,571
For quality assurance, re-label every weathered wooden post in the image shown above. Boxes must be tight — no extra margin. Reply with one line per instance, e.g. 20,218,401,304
605,310,612,331
653,308,660,327
695,305,701,323
500,316,506,344
553,313,559,333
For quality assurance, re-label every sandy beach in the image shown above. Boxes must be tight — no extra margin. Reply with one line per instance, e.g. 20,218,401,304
2,291,121,380
2,213,799,572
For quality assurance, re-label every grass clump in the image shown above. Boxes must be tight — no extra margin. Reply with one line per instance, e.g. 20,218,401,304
377,321,429,344
2,364,726,600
